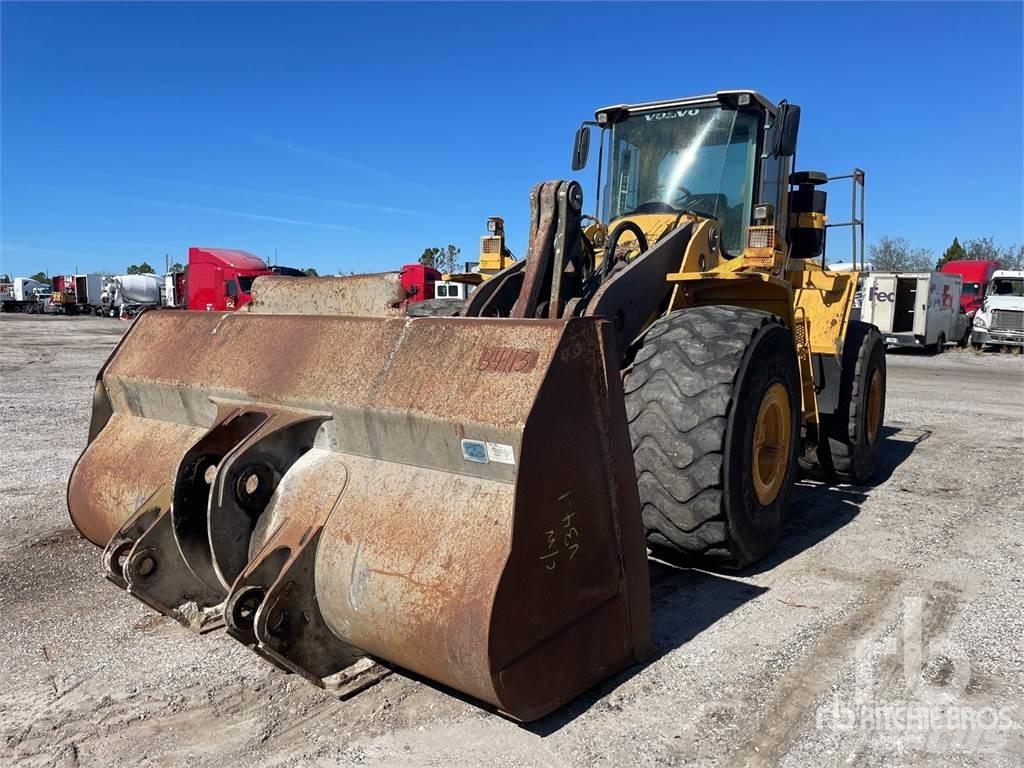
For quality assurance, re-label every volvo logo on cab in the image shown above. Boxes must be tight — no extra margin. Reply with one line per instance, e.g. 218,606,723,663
868,286,895,303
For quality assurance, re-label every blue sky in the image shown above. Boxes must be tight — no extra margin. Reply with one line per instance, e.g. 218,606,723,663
2,1,1022,277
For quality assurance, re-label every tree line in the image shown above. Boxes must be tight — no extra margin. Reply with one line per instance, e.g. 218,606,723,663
868,236,1024,273
418,244,462,275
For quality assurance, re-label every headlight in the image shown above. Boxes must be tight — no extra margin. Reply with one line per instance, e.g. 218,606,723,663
974,316,987,329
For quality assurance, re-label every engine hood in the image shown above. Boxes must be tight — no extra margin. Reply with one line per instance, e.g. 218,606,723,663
984,294,1024,312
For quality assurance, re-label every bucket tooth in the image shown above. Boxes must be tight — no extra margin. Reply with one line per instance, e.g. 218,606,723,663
250,528,364,685
102,484,171,592
106,484,226,632
223,449,365,686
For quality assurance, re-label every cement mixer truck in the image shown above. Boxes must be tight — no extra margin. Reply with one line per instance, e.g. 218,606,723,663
99,273,164,318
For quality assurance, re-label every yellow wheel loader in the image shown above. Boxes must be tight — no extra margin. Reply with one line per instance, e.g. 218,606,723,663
68,89,885,722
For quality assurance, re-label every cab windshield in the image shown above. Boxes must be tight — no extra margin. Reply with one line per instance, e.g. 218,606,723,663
992,277,1024,297
603,105,760,253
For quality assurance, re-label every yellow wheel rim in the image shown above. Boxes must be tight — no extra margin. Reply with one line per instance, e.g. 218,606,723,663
752,383,792,506
866,368,883,444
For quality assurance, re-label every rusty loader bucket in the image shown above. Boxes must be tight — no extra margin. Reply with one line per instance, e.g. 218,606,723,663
68,308,650,721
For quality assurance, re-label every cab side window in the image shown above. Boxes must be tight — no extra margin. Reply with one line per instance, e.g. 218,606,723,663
225,280,238,298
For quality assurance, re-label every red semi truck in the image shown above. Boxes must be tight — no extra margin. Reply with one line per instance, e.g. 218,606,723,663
939,259,1001,316
399,264,442,302
170,247,274,312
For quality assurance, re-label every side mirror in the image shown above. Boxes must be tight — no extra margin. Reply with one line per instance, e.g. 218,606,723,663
774,103,801,157
571,125,591,171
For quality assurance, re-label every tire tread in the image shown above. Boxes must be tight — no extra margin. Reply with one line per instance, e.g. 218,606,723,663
827,321,885,479
624,306,783,566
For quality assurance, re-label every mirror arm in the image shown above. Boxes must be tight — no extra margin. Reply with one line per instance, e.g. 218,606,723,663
772,100,787,156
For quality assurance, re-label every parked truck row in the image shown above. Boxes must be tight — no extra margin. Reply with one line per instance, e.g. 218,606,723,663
4,247,474,318
852,258,1023,352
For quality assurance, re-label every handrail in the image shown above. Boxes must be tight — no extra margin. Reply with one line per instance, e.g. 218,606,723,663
824,168,866,270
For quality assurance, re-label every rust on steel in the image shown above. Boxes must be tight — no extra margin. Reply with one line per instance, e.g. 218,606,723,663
68,309,650,720
247,273,407,316
68,414,206,545
511,181,559,319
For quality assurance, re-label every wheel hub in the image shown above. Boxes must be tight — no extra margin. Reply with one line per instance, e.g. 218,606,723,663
752,382,791,506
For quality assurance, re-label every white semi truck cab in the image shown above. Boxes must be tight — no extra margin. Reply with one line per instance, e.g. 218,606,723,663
0,277,50,313
972,270,1024,348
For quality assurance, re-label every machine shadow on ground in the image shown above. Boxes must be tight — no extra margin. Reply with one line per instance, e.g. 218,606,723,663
527,424,926,735
745,424,927,576
872,423,930,482
526,563,768,736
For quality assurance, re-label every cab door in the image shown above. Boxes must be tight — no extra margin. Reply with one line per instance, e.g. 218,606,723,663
865,274,897,333
224,275,239,311
913,277,933,339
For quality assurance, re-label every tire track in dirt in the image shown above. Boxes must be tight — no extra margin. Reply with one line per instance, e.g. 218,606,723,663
724,568,903,767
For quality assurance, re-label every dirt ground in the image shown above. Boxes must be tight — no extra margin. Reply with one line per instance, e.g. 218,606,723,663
2,313,1022,767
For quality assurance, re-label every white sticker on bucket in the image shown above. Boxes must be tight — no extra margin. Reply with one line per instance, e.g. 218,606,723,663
485,442,516,465
460,439,516,465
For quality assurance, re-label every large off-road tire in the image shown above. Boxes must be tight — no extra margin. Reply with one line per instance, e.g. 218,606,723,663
823,321,886,483
624,306,801,569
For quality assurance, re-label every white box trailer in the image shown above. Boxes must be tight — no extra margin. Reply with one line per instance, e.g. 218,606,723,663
74,273,104,308
859,272,970,351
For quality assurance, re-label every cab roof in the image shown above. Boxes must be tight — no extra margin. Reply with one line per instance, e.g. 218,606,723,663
189,247,268,271
595,90,777,122
940,260,1001,280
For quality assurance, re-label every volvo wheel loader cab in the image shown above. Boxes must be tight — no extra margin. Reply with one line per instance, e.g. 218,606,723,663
585,92,881,564
68,88,884,722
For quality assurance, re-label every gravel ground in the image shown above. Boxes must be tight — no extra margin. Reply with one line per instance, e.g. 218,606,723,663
1,314,1022,767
